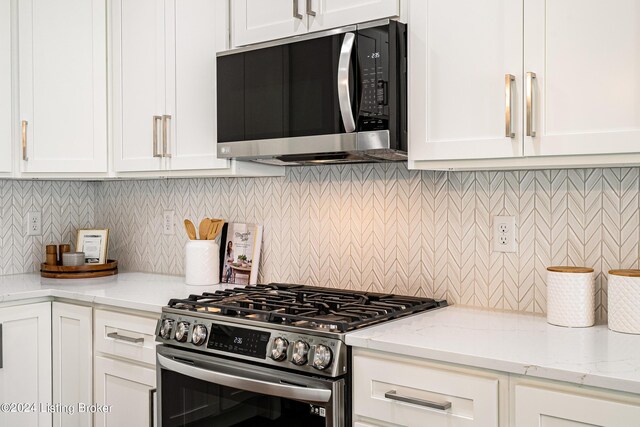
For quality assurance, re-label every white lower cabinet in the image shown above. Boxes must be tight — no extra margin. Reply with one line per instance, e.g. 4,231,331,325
514,384,640,427
94,356,156,427
0,302,52,427
52,302,93,427
93,308,158,427
353,349,503,426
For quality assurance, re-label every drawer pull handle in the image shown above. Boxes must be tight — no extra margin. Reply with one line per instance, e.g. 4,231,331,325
107,332,144,344
384,390,451,411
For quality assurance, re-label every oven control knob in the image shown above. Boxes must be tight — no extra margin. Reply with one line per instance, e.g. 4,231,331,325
159,319,174,340
174,321,189,342
291,340,310,365
191,324,208,346
270,337,289,361
312,344,333,370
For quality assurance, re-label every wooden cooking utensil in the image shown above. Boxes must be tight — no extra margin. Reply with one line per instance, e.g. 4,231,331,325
184,219,197,240
207,219,225,240
198,218,212,240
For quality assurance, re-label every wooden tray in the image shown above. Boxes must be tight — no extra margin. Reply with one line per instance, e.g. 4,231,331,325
40,259,118,279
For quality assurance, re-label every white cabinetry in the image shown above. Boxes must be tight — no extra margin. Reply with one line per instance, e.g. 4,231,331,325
524,0,640,158
93,309,158,427
410,0,640,169
0,302,52,427
232,0,399,46
514,384,640,427
408,0,523,161
112,0,228,173
0,0,11,174
17,0,107,173
353,349,504,426
52,303,92,427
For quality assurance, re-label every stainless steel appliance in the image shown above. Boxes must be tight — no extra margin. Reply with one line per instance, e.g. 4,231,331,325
216,20,407,166
155,284,446,426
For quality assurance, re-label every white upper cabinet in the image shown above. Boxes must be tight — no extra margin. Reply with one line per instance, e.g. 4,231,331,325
524,0,640,157
232,0,308,46
112,0,229,173
111,0,166,172
409,0,523,162
232,0,400,47
308,0,400,32
0,0,11,174
18,0,107,173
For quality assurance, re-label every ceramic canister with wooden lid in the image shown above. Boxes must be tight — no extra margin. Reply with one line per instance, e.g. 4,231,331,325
608,270,640,334
546,266,595,327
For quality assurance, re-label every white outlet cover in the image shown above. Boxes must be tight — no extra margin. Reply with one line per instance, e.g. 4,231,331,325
163,211,175,235
27,211,42,236
493,215,516,253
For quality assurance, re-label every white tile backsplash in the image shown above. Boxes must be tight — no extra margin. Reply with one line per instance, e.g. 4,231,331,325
2,163,637,320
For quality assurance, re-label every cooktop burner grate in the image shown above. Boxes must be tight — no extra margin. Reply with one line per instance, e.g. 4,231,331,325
167,283,447,332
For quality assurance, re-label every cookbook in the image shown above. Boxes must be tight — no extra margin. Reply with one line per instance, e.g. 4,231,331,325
219,222,263,285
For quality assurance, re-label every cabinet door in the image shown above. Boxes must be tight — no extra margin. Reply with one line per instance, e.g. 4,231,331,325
408,0,523,161
94,356,156,427
0,302,52,427
0,0,10,173
308,0,399,32
52,303,92,427
232,0,308,47
112,0,165,172
524,0,640,157
18,0,107,173
515,385,640,426
164,0,229,170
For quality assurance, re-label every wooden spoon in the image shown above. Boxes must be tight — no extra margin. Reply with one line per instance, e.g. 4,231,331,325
198,218,211,240
207,219,225,240
183,219,197,240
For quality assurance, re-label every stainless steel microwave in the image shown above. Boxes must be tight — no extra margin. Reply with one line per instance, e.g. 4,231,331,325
216,20,407,166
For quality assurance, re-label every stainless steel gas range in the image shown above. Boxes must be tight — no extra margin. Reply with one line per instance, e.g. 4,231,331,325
154,283,447,426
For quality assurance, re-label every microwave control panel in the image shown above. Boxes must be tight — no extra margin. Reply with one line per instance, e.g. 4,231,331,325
358,27,389,131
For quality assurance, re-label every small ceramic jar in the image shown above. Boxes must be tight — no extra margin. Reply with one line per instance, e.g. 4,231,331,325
546,266,595,327
608,270,640,334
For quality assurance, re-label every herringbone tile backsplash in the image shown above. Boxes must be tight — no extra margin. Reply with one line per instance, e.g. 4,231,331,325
1,165,636,320
95,164,640,320
0,180,96,275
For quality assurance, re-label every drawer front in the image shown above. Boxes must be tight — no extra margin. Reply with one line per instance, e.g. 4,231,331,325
94,309,158,365
353,352,499,427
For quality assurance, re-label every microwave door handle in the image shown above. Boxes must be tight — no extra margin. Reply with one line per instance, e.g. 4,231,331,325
337,32,356,133
157,354,331,403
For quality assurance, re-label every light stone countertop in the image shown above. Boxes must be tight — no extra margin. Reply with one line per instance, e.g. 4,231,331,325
0,272,231,313
346,305,640,395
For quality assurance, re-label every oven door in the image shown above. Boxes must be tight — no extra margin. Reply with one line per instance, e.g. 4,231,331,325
156,345,345,427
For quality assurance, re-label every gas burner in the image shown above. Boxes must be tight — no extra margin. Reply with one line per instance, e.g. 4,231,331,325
166,283,447,333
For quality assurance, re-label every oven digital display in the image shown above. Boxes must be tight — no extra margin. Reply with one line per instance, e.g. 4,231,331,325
207,324,271,359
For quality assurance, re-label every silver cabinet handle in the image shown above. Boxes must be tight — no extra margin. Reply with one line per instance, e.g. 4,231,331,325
107,332,145,344
162,115,171,158
0,323,3,369
526,71,537,137
21,121,28,161
337,32,356,133
153,116,163,158
505,74,515,138
148,388,156,427
306,0,316,16
385,390,452,411
293,0,303,19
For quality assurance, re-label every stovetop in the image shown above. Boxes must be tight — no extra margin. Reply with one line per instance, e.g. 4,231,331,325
157,284,447,378
165,283,447,333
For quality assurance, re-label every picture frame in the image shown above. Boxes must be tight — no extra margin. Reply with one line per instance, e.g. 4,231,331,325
76,229,109,265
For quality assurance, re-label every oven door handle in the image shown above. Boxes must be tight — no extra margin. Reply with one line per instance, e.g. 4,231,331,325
157,354,332,403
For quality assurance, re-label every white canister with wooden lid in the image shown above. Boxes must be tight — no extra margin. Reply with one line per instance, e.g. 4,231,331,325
608,270,640,334
546,266,595,327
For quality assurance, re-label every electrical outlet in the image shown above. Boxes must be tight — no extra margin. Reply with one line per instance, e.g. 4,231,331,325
163,210,175,235
493,215,516,253
27,211,42,236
